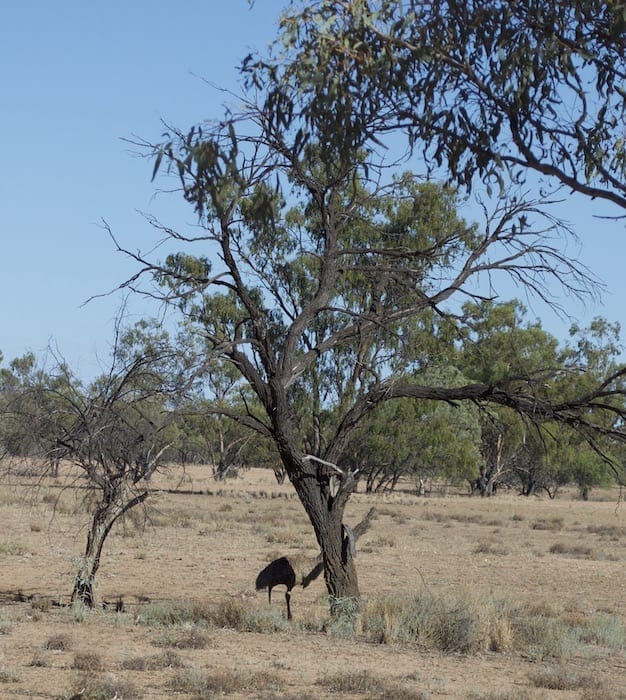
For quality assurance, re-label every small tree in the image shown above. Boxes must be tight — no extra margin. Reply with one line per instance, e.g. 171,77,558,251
46,323,183,607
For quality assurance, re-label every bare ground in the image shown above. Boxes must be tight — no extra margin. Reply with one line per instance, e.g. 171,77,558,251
0,464,624,698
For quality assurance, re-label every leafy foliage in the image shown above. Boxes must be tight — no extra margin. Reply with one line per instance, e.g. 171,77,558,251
112,0,626,610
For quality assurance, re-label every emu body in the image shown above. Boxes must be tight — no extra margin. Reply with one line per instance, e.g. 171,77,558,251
255,555,323,620
255,507,376,620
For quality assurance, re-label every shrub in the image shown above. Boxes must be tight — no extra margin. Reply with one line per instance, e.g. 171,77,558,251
360,589,513,654
67,673,139,699
154,627,211,650
549,542,595,558
511,611,576,659
136,599,206,626
72,652,105,671
169,667,281,697
317,670,428,699
531,517,564,531
43,633,72,651
529,665,605,692
472,541,509,555
120,649,185,671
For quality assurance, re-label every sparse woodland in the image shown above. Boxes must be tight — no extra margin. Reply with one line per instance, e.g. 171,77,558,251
1,1,626,696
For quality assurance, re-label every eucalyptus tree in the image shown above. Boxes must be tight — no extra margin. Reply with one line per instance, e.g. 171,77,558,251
114,1,626,616
459,303,626,497
0,352,77,471
263,0,626,209
341,365,482,493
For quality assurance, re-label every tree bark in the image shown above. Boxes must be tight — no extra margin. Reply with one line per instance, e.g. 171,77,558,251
286,458,361,617
71,488,149,607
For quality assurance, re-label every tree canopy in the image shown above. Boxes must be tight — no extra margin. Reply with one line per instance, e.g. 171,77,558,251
250,0,626,207
112,0,626,616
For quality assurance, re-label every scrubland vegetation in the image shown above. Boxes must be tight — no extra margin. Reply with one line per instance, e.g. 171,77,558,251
0,465,623,698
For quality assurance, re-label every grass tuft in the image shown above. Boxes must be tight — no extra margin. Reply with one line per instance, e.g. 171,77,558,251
66,672,139,699
72,652,105,671
317,669,429,699
0,540,28,555
120,649,185,671
549,542,595,558
43,633,72,651
531,517,564,531
528,665,605,692
360,589,513,653
169,667,282,697
154,626,212,650
0,667,20,683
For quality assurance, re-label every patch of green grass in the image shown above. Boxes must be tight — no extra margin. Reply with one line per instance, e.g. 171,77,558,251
577,612,626,650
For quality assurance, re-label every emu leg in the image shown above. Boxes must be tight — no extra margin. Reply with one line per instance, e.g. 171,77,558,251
285,590,292,620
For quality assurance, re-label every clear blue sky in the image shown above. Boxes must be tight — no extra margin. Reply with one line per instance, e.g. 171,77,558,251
1,1,624,380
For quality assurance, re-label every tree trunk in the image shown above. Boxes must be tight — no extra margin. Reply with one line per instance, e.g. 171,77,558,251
71,488,149,607
287,459,360,618
71,509,114,607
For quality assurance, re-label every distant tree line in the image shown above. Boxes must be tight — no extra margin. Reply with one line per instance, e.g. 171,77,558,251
2,301,623,502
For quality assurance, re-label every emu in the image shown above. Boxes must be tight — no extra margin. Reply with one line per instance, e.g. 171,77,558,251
255,506,377,620
255,555,323,620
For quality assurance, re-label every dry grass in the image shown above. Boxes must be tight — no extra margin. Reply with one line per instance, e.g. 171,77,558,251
528,665,609,694
0,464,623,698
168,667,283,697
66,672,139,700
317,669,429,698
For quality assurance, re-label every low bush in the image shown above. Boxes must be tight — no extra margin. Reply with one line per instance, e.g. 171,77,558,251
65,673,139,700
360,589,513,653
169,667,282,697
